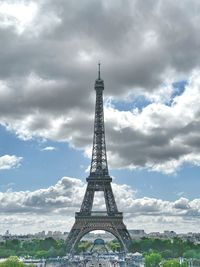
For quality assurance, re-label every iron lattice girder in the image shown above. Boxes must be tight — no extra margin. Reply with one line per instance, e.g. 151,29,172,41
90,81,108,177
80,179,118,214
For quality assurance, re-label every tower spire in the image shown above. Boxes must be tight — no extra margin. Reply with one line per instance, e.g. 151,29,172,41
98,61,101,79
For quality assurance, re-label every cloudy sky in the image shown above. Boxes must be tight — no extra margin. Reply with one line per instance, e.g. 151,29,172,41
0,0,200,235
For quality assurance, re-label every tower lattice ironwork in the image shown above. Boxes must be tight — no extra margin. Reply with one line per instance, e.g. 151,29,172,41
66,64,131,253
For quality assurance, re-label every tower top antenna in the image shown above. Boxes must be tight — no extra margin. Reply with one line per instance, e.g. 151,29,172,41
98,61,101,79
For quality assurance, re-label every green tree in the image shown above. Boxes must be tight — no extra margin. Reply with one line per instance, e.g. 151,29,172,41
107,241,121,252
196,252,200,259
40,237,57,250
0,238,66,258
161,250,174,259
142,238,154,252
77,241,91,252
172,238,185,257
57,248,66,257
0,249,16,258
48,246,58,258
35,250,48,259
0,256,25,267
183,249,196,259
145,252,162,267
0,257,35,267
162,259,187,267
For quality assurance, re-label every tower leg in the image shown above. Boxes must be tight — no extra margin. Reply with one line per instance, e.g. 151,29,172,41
80,184,95,213
104,182,118,213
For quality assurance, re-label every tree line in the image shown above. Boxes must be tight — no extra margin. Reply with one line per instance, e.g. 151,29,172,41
1,236,200,260
129,237,200,259
0,237,66,259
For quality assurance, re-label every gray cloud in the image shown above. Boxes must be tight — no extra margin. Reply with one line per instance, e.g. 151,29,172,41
2,0,200,90
1,0,200,173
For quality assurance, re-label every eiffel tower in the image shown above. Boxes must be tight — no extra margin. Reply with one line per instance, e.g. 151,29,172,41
66,63,131,252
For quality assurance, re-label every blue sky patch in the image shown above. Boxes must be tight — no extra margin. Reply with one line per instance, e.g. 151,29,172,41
109,95,152,112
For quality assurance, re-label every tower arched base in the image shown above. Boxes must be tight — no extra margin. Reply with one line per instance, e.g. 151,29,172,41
66,212,131,253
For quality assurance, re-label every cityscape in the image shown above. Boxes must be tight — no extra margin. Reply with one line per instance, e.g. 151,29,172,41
1,0,200,266
1,229,200,244
1,228,200,266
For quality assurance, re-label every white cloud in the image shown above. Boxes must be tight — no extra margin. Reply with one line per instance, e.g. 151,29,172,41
41,146,57,151
0,2,38,34
0,155,22,170
0,177,200,234
0,177,85,213
104,70,200,173
0,214,74,235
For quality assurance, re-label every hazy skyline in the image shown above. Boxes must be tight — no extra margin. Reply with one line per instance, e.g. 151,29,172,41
0,0,200,234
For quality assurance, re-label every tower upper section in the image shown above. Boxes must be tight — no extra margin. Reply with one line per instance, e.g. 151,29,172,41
89,63,109,178
95,62,104,89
